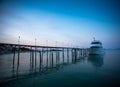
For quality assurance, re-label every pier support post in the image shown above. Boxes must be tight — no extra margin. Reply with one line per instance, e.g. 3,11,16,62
51,51,53,68
71,49,74,62
74,49,77,61
35,47,37,68
58,51,60,64
56,51,57,65
67,48,69,63
30,47,32,63
62,48,64,64
49,49,52,68
39,51,42,71
41,48,43,68
79,49,80,57
13,46,16,68
32,51,34,68
81,49,83,56
17,46,20,69
46,48,48,68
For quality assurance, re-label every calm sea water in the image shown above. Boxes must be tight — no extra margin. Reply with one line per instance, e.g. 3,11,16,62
0,50,120,87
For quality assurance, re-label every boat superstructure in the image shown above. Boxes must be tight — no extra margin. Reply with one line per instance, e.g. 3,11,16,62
89,38,105,55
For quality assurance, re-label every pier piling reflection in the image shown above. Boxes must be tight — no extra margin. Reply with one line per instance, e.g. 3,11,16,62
1,45,89,82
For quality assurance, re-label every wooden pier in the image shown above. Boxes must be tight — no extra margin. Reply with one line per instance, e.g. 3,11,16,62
0,42,90,81
0,42,89,73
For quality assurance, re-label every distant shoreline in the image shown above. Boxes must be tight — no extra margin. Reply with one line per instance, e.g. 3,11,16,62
105,48,120,50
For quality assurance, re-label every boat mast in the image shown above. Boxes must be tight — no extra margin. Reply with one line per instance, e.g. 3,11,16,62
93,37,95,41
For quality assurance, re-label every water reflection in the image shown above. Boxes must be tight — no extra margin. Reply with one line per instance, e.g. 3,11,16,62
88,54,104,67
10,51,80,81
0,49,87,82
1,50,120,87
0,48,89,83
10,53,104,83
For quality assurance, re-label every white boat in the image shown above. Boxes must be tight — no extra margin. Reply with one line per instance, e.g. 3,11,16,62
89,38,105,55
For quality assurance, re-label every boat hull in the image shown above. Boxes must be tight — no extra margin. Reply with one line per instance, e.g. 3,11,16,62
88,48,105,55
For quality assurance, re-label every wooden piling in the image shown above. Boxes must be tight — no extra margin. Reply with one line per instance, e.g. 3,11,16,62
41,48,43,68
56,51,58,65
62,48,64,63
39,51,42,71
46,48,48,68
58,51,60,64
13,46,16,68
51,51,53,68
17,46,20,67
35,47,37,68
32,51,34,68
30,47,32,63
67,48,69,63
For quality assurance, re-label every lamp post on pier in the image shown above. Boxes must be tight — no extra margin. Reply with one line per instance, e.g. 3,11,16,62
18,36,20,45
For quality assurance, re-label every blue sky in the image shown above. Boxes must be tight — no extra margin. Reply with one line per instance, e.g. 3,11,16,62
0,0,120,48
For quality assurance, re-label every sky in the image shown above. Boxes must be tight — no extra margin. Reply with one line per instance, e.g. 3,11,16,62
0,0,120,48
